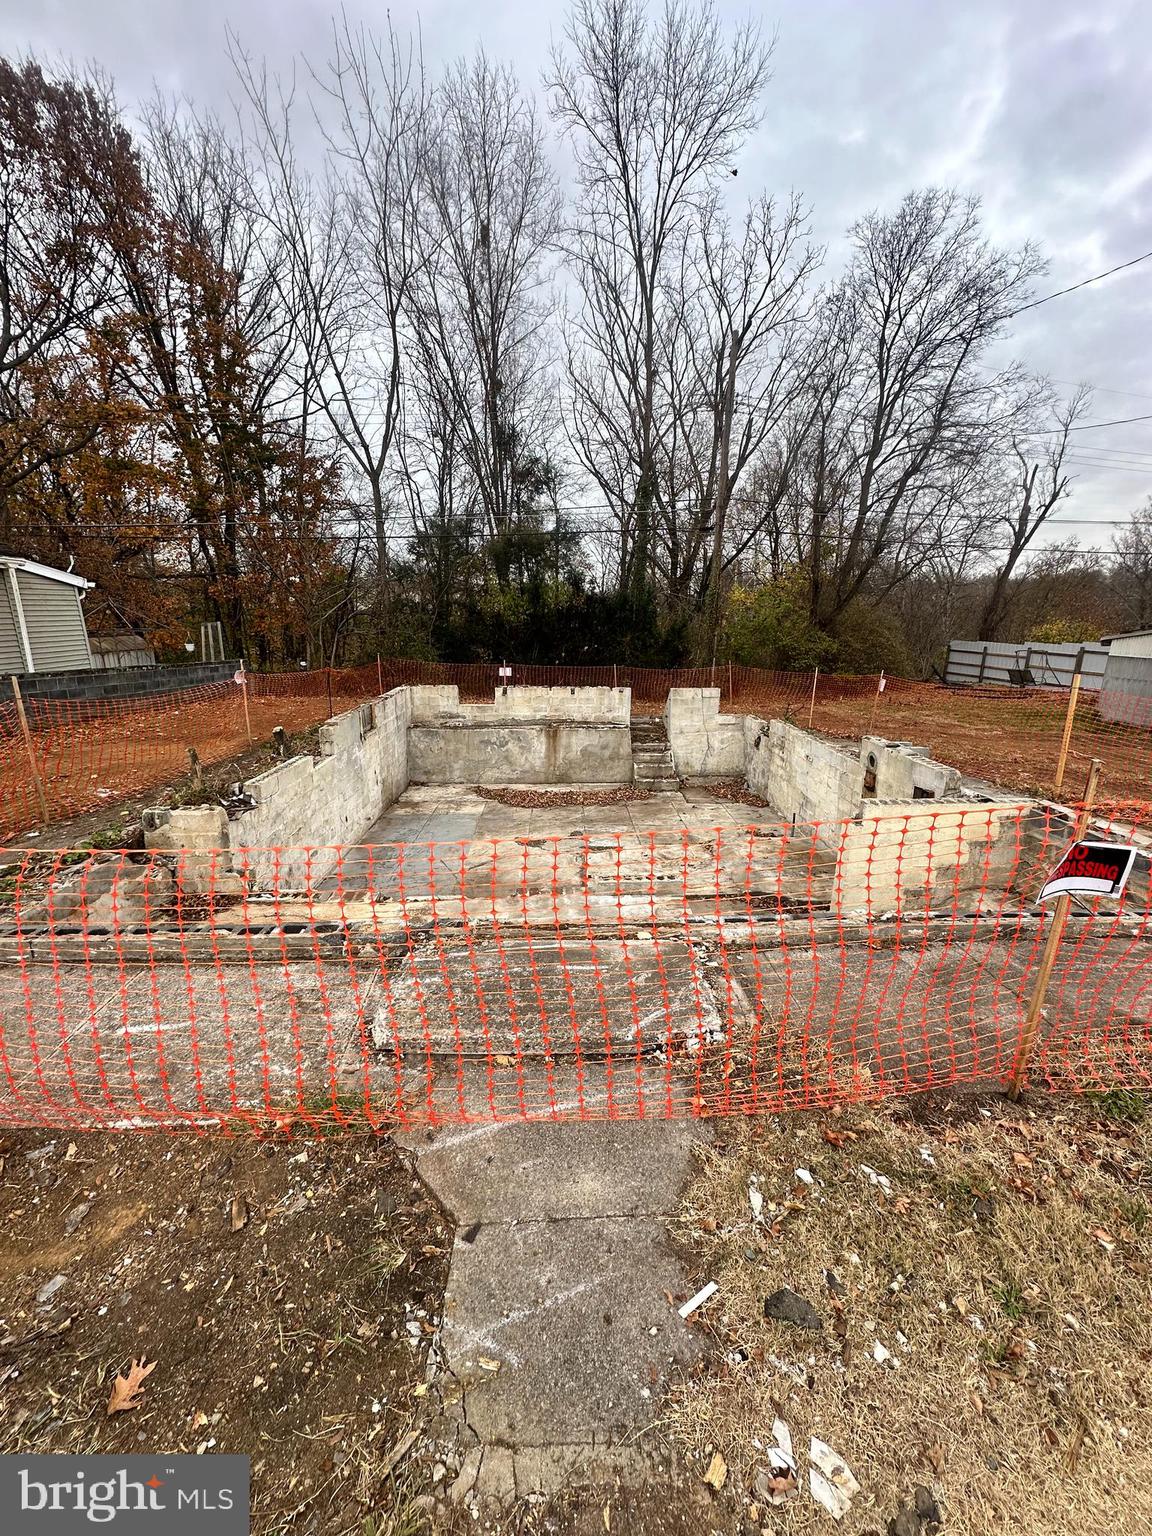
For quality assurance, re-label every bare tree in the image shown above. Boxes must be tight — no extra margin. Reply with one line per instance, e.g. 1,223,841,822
547,0,772,599
1111,498,1152,631
234,17,430,584
409,52,561,557
656,192,819,653
799,189,1046,628
976,386,1091,640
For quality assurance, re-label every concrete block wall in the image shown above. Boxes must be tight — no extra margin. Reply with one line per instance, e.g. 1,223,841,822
409,684,462,723
1,659,239,704
747,718,865,833
836,800,1032,912
145,688,411,889
491,685,631,724
408,720,633,785
664,688,746,777
860,737,963,801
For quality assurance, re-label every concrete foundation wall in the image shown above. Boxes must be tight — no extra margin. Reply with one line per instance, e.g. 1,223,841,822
492,686,630,723
747,718,864,831
408,684,631,728
836,800,1033,912
409,684,462,723
145,688,411,888
860,737,963,801
408,721,632,785
664,688,745,777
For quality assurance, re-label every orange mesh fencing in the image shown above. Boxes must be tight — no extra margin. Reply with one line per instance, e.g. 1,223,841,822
4,658,1152,843
2,801,1149,1132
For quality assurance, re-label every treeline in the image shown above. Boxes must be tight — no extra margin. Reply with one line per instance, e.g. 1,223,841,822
0,1,1145,674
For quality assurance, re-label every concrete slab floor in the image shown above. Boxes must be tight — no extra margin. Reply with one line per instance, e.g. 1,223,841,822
401,1115,711,1501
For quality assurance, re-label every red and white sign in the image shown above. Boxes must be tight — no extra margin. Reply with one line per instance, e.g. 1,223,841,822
1038,840,1140,904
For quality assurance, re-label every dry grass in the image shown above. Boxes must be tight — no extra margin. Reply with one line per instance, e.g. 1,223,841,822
664,1093,1152,1536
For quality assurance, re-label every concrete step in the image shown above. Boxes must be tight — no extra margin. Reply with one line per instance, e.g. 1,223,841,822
635,776,680,793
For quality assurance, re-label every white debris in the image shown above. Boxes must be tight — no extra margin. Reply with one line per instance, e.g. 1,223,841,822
808,1438,860,1521
772,1417,795,1464
794,1168,815,1185
860,1165,893,1196
749,1179,764,1222
678,1281,718,1319
872,1340,894,1366
919,1145,936,1166
809,1470,852,1521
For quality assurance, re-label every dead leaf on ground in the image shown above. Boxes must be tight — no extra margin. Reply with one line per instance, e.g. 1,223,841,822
107,1358,157,1415
926,1443,946,1474
703,1450,728,1489
229,1194,248,1231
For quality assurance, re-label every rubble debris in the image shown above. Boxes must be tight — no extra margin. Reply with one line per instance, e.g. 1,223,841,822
764,1287,823,1331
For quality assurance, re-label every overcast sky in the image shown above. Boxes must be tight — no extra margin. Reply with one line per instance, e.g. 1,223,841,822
2,0,1151,549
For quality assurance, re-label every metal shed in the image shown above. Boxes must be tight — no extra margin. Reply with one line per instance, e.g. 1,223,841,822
0,557,94,674
1098,629,1152,725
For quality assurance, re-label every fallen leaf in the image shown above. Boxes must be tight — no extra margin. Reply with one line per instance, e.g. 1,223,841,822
926,1443,946,1474
106,1358,157,1415
229,1195,248,1232
703,1450,727,1490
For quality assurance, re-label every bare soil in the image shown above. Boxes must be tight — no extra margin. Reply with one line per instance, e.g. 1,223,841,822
664,1090,1152,1536
812,689,1149,803
2,693,362,845
0,1128,450,1536
2,719,327,855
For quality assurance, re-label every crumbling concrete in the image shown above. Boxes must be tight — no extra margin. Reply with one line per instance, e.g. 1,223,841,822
399,1116,708,1501
664,687,745,777
145,687,411,887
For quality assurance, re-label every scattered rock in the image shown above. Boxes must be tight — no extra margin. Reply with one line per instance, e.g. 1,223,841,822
914,1485,942,1525
35,1274,67,1306
63,1202,91,1235
764,1288,822,1331
888,1507,922,1536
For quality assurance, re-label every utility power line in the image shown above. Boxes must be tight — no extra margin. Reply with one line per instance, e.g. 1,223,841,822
1008,248,1152,317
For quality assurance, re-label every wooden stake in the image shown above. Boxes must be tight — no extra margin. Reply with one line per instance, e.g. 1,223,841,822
727,660,733,701
867,670,885,734
10,676,49,823
1053,671,1082,796
239,664,254,743
807,666,819,729
1009,757,1102,1100
376,653,384,695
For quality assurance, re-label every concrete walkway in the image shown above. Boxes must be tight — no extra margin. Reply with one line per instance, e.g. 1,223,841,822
396,1115,711,1507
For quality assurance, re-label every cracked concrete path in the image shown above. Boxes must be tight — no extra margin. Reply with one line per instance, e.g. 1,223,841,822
396,1116,710,1505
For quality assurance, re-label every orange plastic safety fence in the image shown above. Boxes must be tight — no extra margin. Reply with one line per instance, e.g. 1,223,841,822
1,801,1149,1131
6,659,1152,842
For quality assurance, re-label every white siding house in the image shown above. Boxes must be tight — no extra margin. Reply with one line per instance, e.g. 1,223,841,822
0,557,94,674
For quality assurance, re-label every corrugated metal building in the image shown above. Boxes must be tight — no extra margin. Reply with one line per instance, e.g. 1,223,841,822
1099,629,1152,725
0,557,94,674
945,638,1108,689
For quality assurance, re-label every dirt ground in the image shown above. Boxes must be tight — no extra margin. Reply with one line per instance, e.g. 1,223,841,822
664,1089,1152,1536
1,692,364,844
3,1094,1152,1536
0,1128,450,1536
811,688,1149,803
